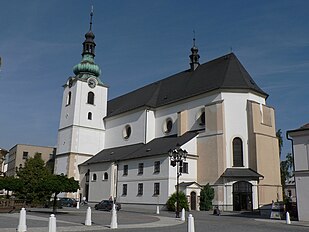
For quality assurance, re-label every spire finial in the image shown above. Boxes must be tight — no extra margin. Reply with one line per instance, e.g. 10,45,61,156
89,5,94,31
189,30,200,71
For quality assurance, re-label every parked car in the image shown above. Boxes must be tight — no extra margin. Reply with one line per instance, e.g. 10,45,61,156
94,200,121,211
59,197,77,207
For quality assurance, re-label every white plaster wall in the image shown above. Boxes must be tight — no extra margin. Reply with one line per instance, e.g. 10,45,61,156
155,93,221,138
168,157,198,196
71,126,105,155
295,176,309,221
220,92,265,168
73,81,107,128
56,128,73,155
54,156,68,175
57,80,107,156
293,137,309,171
117,155,170,204
88,162,113,202
105,110,146,149
145,110,156,143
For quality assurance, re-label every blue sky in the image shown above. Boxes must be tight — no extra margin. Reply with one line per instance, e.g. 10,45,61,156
0,1,308,158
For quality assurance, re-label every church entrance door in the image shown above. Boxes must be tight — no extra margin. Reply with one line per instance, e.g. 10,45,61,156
233,181,252,211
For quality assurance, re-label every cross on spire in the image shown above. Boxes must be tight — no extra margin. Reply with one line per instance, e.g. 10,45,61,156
89,5,94,31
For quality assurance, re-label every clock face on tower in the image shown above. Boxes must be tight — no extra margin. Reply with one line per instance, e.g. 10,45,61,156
88,77,97,88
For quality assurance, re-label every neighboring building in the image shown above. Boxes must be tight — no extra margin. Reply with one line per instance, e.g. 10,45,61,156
284,177,296,203
6,144,56,176
55,12,282,211
0,147,8,176
0,147,8,195
287,123,309,221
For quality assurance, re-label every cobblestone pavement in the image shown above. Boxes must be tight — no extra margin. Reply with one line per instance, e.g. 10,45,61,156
0,205,308,232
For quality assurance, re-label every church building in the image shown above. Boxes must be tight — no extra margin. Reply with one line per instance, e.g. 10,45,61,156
55,12,282,211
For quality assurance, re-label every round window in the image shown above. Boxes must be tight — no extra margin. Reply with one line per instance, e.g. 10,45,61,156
123,125,132,139
164,118,173,134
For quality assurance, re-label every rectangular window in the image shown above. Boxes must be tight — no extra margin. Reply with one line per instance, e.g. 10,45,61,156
154,183,160,196
122,184,127,196
154,161,160,174
22,152,28,159
180,162,188,174
288,190,292,197
123,165,128,176
137,183,143,196
138,163,144,175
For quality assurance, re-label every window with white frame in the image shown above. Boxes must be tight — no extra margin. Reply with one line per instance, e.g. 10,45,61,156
92,173,97,181
122,184,127,196
123,165,128,176
154,183,160,196
103,172,108,180
180,162,188,174
138,163,144,175
137,183,143,196
154,161,160,174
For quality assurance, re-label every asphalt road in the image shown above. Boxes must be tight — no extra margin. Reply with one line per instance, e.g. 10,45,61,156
0,205,308,232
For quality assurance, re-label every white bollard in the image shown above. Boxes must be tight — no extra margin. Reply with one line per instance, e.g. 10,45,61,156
110,204,118,229
85,207,92,226
76,201,80,209
17,208,27,232
156,205,160,215
187,214,195,232
286,212,291,225
48,214,57,232
181,208,185,221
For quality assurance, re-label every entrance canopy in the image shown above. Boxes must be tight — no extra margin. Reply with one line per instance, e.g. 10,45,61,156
221,168,263,181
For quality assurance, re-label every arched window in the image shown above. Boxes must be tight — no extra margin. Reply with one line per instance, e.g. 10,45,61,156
66,91,71,106
103,172,108,180
233,137,244,167
88,112,92,120
87,92,94,105
92,173,97,181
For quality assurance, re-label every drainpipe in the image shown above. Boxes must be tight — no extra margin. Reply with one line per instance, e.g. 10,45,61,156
286,131,298,213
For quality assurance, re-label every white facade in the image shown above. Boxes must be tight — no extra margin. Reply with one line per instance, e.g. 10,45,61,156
288,126,309,221
55,38,280,211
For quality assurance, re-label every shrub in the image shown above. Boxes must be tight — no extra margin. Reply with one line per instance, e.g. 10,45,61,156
200,184,214,211
166,192,189,211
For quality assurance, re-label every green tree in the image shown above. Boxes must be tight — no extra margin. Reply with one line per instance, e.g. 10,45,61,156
166,192,189,211
16,153,52,205
0,176,23,198
280,153,293,190
276,129,283,158
199,184,215,211
41,174,79,213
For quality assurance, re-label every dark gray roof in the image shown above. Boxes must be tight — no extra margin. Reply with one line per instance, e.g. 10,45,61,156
81,131,198,165
179,182,202,188
107,53,267,118
221,168,263,179
287,123,309,135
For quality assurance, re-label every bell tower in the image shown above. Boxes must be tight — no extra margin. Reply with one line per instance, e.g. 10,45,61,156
55,8,107,182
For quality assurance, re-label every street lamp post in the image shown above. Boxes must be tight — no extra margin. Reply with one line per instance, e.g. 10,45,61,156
169,144,187,218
